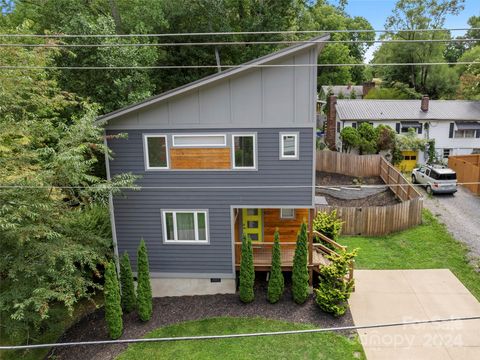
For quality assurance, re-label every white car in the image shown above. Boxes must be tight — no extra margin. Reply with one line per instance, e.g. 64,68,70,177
411,165,457,195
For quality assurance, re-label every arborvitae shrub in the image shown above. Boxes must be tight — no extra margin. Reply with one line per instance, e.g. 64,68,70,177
315,250,357,317
104,261,123,339
120,252,136,313
292,221,309,304
267,229,284,304
239,233,255,303
136,239,153,321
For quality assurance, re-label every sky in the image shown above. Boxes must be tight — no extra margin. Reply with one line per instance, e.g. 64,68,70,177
330,0,479,62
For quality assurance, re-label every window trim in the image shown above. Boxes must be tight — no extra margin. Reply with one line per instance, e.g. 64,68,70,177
280,208,295,219
143,134,169,170
279,132,299,160
172,133,227,147
161,210,209,244
231,133,257,170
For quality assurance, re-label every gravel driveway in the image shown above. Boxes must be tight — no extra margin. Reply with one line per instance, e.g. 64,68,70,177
423,186,480,263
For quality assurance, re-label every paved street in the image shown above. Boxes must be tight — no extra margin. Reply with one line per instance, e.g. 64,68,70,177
422,187,480,261
349,270,480,360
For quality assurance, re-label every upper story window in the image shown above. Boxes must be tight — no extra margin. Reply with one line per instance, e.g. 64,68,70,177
232,134,256,169
172,134,226,147
280,132,299,160
162,210,208,244
455,129,476,138
144,134,168,169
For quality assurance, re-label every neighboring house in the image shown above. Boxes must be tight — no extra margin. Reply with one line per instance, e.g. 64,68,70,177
326,96,480,170
320,82,375,99
97,36,329,297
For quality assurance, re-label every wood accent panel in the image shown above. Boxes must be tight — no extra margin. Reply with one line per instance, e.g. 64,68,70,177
170,147,231,169
263,208,309,243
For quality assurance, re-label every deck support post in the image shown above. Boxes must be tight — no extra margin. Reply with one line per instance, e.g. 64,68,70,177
308,208,314,286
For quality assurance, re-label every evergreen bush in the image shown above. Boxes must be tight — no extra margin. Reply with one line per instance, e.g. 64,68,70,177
136,239,153,321
267,229,284,304
239,233,255,303
312,210,343,241
120,252,136,313
292,222,309,304
315,250,357,317
104,261,123,339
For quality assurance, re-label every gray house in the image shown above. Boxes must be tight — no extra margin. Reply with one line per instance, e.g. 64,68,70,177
98,35,329,296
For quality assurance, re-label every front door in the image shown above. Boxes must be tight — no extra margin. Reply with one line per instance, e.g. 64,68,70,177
242,209,263,242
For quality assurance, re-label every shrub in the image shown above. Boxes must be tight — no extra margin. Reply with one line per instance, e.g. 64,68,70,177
315,250,357,317
120,252,136,313
267,229,284,304
292,222,309,304
340,127,360,153
136,239,153,322
104,261,123,339
239,233,255,303
313,210,343,241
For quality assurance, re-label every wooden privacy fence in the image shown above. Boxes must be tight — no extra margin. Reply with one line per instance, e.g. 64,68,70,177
448,154,480,195
316,151,423,236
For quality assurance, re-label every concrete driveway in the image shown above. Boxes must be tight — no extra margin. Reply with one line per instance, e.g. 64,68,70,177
422,186,480,261
349,270,480,360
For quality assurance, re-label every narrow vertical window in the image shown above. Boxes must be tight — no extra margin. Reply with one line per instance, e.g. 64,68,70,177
144,134,168,169
232,134,256,169
280,132,299,159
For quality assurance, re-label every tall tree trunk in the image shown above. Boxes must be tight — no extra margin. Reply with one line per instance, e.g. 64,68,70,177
109,0,123,34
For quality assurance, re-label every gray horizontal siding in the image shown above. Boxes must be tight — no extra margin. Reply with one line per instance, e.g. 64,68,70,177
107,127,314,275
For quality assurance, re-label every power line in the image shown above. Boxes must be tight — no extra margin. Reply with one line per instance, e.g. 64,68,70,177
0,62,478,70
1,38,478,48
1,316,479,350
1,27,477,38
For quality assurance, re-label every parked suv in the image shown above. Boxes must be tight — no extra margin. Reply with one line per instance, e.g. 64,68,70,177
411,164,457,195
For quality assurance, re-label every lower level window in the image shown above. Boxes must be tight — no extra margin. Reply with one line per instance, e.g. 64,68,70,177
280,208,295,219
443,148,451,159
162,210,208,243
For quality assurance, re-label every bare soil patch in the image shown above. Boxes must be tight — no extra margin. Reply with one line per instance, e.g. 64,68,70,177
47,275,354,360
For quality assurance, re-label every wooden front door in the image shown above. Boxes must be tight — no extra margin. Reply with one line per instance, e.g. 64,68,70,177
242,208,263,242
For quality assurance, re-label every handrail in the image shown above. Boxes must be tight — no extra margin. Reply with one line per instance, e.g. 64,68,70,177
311,230,346,251
234,242,297,246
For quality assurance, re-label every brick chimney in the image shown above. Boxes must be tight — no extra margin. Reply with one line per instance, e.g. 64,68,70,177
421,95,429,112
326,95,337,150
362,81,375,97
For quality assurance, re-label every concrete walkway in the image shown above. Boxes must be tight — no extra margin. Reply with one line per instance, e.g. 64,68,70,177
349,270,480,360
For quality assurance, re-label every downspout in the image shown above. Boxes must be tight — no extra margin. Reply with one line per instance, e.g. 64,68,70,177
104,130,120,275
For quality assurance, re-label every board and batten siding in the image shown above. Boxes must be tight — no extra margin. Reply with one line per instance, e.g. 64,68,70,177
107,127,314,276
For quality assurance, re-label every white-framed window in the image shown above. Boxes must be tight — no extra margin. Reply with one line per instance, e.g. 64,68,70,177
279,132,299,160
143,134,169,170
280,208,295,219
443,148,452,159
232,134,256,169
172,134,226,147
454,129,476,138
162,210,209,244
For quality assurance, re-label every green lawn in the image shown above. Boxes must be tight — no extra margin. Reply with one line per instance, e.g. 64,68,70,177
117,317,365,360
340,210,480,300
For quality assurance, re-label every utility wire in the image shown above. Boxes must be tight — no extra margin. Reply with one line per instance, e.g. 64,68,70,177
0,183,479,190
1,62,478,70
0,27,478,38
1,316,479,350
1,38,478,48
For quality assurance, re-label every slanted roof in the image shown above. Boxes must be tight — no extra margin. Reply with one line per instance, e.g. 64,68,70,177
97,34,330,124
335,99,480,121
321,85,363,97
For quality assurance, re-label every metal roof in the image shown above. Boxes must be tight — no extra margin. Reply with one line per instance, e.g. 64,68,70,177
335,99,480,121
97,34,330,124
321,85,363,97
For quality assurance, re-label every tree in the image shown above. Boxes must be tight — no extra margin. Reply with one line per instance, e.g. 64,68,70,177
267,229,284,304
136,239,153,321
239,233,255,303
375,125,396,153
120,252,136,313
457,46,480,100
357,122,378,154
340,127,360,153
315,250,357,317
104,261,123,339
292,222,309,304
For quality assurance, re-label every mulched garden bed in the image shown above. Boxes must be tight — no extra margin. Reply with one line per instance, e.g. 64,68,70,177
47,275,355,360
